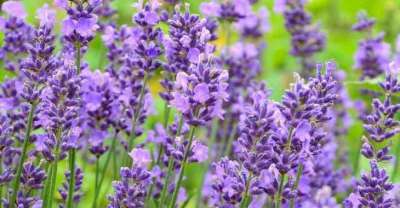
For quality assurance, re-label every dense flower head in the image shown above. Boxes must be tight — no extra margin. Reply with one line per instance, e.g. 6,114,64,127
354,33,390,79
170,55,229,126
81,70,119,156
223,43,262,103
94,0,116,27
344,161,393,208
352,11,375,32
59,168,84,206
108,166,152,208
200,0,252,22
57,0,100,41
161,5,215,102
0,1,32,72
209,157,246,207
36,67,81,160
130,3,163,74
21,162,46,190
234,84,275,175
277,0,325,75
359,66,400,162
234,7,270,39
116,60,154,137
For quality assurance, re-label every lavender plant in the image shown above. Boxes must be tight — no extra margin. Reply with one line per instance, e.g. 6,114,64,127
0,0,399,208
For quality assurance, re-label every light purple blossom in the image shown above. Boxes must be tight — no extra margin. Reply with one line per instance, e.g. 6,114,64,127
2,1,27,19
129,148,151,168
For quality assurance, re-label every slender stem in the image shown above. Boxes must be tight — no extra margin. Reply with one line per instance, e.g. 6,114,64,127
196,119,219,207
47,138,61,208
42,163,54,208
240,174,252,208
275,174,286,208
92,158,100,208
353,139,362,176
152,102,171,168
223,123,237,157
124,74,149,166
391,138,400,180
9,103,36,208
289,164,304,208
159,116,184,205
159,155,174,205
66,149,76,208
168,126,197,208
93,135,118,208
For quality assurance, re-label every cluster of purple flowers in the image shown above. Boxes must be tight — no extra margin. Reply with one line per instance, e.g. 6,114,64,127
276,0,326,76
1,0,400,208
353,12,390,80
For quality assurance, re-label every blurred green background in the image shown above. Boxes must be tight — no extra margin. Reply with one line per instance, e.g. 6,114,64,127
3,0,400,207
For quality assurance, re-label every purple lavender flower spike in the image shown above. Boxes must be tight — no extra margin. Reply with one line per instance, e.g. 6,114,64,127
161,4,215,103
234,84,275,176
353,12,390,79
37,67,81,161
57,0,100,70
9,162,46,208
0,1,32,72
81,70,119,157
358,64,400,162
344,161,393,208
59,168,84,207
209,157,246,207
108,166,152,208
201,0,251,22
352,11,375,32
234,7,270,39
278,0,326,76
170,54,229,126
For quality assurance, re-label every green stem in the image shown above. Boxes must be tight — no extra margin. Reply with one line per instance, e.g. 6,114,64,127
240,174,252,208
196,119,219,207
92,158,100,208
391,138,400,181
289,164,304,208
223,123,237,157
353,139,362,176
159,116,184,206
168,126,197,208
42,163,53,208
93,135,118,208
9,103,36,208
125,74,149,165
46,139,61,208
275,174,286,208
66,149,76,208
159,156,174,206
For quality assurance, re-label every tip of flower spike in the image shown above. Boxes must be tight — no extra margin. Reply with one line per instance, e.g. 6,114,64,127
325,61,336,75
36,4,56,26
352,11,375,32
388,61,400,77
2,0,27,19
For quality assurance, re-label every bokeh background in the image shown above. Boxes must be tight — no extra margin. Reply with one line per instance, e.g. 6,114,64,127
2,0,400,207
